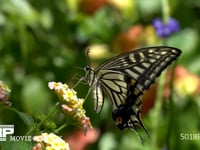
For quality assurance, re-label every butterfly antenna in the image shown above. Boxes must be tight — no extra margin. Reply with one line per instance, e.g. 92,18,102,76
86,48,91,67
72,49,91,89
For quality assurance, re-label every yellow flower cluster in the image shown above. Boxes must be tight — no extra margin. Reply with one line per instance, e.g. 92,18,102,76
0,80,11,93
48,82,92,134
33,133,70,150
0,80,12,106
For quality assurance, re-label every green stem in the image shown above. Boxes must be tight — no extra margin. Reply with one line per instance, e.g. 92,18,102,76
54,122,68,134
151,72,166,147
166,63,176,149
25,102,60,136
161,0,170,23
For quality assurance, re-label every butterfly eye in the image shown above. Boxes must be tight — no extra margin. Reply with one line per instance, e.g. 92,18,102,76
84,66,90,71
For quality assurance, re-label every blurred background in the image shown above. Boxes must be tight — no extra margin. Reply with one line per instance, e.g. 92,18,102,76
0,0,200,149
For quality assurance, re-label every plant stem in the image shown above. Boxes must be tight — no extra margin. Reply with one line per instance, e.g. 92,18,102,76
151,72,166,148
25,102,60,136
161,0,170,23
54,122,68,134
166,63,176,149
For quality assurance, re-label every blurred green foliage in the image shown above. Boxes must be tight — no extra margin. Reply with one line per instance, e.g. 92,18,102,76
0,0,200,150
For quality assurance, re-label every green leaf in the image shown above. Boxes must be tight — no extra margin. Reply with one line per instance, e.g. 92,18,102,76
21,76,51,114
0,105,34,126
15,111,34,126
0,140,32,150
99,132,117,150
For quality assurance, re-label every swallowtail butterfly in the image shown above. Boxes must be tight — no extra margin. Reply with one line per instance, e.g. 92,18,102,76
84,46,181,140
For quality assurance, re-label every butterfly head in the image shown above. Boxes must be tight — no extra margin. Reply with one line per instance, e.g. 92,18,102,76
84,66,96,86
84,65,91,72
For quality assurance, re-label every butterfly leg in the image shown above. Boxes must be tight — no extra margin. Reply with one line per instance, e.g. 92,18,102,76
72,77,85,88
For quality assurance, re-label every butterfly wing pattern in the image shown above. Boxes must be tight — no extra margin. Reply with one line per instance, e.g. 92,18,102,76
85,46,181,139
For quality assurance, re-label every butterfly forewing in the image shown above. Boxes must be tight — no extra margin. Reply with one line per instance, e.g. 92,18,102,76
96,47,180,87
99,70,128,111
85,46,181,140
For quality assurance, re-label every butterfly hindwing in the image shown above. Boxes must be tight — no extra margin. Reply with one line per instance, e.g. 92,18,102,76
112,76,147,136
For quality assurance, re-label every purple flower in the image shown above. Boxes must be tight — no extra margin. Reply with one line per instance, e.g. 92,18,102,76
168,18,180,32
152,18,180,38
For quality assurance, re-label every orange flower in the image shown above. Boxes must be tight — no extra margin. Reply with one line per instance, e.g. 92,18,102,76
66,128,100,150
173,66,200,96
